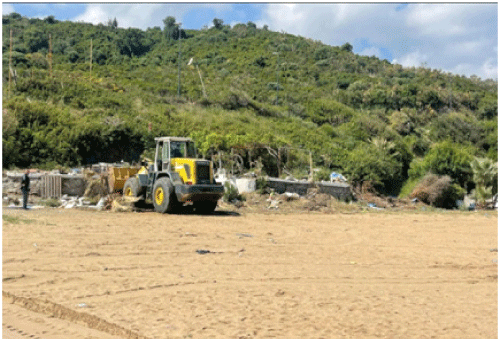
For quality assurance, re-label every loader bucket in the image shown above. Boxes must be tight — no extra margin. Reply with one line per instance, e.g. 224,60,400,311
108,167,140,193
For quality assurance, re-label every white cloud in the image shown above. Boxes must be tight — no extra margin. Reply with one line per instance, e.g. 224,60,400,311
261,3,497,79
406,4,468,36
480,58,498,80
72,4,233,30
395,50,430,68
2,4,14,15
446,39,491,56
360,47,381,58
74,4,167,28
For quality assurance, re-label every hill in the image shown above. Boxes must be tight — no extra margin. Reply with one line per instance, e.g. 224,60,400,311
2,13,498,198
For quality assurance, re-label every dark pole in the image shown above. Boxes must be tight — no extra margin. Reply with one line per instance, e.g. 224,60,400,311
177,23,182,97
274,52,279,105
276,52,279,105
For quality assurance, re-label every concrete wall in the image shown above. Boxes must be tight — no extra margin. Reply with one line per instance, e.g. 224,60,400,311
266,178,353,201
318,182,353,201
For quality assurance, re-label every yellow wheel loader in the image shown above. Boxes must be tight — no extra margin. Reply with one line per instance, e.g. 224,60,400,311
123,137,224,214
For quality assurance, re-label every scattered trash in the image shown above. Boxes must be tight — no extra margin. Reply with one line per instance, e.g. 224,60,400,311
330,172,347,182
282,192,300,201
96,197,107,210
236,233,253,238
196,249,213,255
411,198,419,203
111,196,141,212
76,303,90,308
268,200,280,209
367,203,383,210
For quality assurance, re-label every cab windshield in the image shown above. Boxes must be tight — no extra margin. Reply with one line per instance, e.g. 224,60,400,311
170,141,197,158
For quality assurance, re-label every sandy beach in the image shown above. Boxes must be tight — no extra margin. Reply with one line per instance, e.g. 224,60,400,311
3,207,497,338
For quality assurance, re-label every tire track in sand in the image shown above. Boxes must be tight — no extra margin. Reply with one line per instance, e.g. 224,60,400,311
3,291,151,339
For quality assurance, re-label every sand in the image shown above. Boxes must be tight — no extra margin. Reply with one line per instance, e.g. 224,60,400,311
2,207,498,338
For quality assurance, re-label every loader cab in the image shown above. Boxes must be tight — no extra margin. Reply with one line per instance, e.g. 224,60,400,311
154,137,197,172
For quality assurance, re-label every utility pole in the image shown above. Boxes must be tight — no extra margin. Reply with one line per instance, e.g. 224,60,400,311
90,38,93,78
448,77,452,111
9,29,12,98
48,34,52,78
273,52,279,105
196,65,207,98
309,150,313,182
177,23,182,97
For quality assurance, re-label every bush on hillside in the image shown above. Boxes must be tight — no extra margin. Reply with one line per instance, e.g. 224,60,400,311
410,174,465,209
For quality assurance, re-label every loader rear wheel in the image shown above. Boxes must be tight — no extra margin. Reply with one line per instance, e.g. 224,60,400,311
123,177,143,199
152,177,178,213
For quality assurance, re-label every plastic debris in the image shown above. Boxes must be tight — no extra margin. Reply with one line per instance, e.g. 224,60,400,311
236,233,253,238
268,200,280,209
283,192,300,201
367,203,383,210
330,172,347,182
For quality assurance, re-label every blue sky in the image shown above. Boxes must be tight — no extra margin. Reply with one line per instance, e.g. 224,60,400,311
2,3,497,80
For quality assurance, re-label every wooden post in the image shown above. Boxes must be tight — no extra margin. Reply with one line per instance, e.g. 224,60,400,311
9,29,12,98
90,38,92,78
196,65,207,98
177,23,182,97
277,147,282,178
309,150,313,182
48,34,52,78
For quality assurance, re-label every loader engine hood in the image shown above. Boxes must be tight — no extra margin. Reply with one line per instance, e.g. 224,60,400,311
170,158,214,185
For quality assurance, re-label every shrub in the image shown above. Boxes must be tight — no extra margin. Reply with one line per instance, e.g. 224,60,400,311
255,176,269,194
408,140,474,189
223,181,245,202
410,174,465,209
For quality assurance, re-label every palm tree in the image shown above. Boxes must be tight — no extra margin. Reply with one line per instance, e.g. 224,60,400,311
470,157,498,206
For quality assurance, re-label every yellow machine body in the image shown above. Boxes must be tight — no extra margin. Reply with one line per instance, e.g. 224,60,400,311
108,167,140,192
170,157,214,185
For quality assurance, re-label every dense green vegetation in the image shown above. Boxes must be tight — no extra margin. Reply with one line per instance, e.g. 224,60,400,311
2,13,498,199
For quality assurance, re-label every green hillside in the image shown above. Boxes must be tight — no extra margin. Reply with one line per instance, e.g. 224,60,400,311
2,13,498,197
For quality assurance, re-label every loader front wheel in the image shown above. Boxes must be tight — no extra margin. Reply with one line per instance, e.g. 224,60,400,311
124,177,142,198
152,177,177,213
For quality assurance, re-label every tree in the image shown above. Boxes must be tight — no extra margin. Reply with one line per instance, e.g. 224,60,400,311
342,142,403,193
470,157,498,205
213,18,224,30
341,42,353,53
108,17,118,29
163,16,178,41
24,27,49,53
408,140,474,189
44,15,56,24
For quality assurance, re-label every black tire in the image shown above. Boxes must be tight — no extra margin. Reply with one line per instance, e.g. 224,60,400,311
123,177,142,199
152,177,178,213
194,201,218,214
